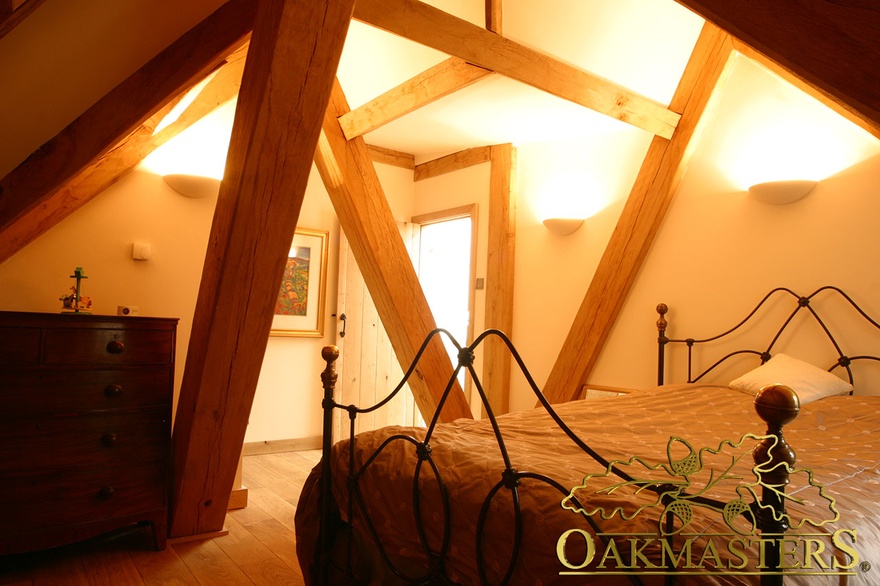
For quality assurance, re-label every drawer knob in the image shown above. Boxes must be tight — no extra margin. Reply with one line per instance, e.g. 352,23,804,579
106,340,125,354
105,384,123,398
98,486,116,500
102,432,118,447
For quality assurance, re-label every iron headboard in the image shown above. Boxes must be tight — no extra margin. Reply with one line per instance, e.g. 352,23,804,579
656,285,880,387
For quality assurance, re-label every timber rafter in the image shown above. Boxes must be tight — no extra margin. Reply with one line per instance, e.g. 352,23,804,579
0,0,257,253
0,42,249,265
0,0,46,40
353,0,681,139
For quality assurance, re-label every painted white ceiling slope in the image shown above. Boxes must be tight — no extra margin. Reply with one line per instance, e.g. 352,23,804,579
0,0,705,176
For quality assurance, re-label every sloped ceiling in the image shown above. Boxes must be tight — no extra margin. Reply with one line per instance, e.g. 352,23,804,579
1,0,877,232
0,0,705,176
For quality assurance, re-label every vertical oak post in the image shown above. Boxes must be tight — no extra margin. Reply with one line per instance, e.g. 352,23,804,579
169,0,354,538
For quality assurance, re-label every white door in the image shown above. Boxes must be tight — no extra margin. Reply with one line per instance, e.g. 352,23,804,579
333,230,422,442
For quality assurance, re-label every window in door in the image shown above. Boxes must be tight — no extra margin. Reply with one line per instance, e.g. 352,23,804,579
412,205,477,389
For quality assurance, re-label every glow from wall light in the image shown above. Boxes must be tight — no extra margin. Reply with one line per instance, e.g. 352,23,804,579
140,98,236,180
714,58,880,190
153,69,220,135
535,171,603,223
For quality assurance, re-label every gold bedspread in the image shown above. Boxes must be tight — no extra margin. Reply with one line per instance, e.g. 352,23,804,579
296,385,880,585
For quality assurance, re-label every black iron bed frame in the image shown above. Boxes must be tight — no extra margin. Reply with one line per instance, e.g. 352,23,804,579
312,285,878,585
656,285,880,387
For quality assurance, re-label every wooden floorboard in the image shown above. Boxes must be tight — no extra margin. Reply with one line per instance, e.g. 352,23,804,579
0,450,320,586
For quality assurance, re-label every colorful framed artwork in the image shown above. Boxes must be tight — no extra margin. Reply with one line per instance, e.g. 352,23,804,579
270,228,329,337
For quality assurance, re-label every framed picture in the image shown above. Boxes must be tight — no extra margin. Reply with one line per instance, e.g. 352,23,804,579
270,228,329,337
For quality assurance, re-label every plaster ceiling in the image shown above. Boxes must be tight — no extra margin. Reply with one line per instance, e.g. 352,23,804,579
0,0,706,176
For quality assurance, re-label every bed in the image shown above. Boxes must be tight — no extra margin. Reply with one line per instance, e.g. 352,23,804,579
295,286,880,585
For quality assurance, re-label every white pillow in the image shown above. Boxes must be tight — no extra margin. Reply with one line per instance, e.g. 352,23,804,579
729,353,852,404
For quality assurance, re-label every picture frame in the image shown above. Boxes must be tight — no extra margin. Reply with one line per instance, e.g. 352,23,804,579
270,228,329,337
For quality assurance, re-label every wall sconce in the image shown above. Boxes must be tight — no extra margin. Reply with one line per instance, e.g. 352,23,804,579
163,174,221,199
543,218,584,236
748,180,816,205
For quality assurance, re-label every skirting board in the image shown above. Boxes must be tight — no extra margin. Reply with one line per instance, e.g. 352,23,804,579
167,528,229,545
242,435,322,456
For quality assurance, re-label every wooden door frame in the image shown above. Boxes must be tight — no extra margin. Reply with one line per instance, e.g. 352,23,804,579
411,204,479,347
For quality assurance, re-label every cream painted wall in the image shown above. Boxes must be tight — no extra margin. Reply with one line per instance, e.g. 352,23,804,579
245,165,340,445
4,4,879,443
245,162,415,443
405,54,880,410
508,132,652,411
407,132,652,415
0,154,413,444
590,55,880,398
0,168,214,416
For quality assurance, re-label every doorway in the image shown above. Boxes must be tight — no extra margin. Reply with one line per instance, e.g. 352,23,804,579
411,205,477,378
333,205,477,439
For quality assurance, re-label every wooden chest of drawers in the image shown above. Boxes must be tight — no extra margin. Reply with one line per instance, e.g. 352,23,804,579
0,311,177,554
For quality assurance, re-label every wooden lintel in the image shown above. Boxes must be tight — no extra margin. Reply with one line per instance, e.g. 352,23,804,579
414,146,491,181
315,79,472,423
542,23,736,405
0,0,256,239
169,0,354,538
0,40,249,265
339,57,491,140
482,143,516,415
367,144,415,170
353,0,680,139
732,41,880,140
676,0,880,134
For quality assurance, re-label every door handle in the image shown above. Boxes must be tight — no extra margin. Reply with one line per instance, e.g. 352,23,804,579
339,313,347,338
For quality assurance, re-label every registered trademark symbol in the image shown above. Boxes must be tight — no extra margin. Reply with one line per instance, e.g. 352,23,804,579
860,561,872,573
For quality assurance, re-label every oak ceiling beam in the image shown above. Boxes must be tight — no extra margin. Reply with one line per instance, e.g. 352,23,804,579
542,23,735,404
366,144,415,169
353,0,680,139
339,57,491,140
414,145,490,181
169,0,354,537
0,42,248,265
315,78,472,423
675,0,880,132
0,0,256,239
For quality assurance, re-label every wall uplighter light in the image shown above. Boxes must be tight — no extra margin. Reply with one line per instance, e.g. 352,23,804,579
543,217,585,236
748,180,817,205
163,174,221,199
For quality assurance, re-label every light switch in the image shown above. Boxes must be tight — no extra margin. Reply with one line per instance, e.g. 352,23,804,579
132,242,152,260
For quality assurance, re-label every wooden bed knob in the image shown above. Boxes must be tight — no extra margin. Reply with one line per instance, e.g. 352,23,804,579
753,384,798,484
754,384,800,427
322,345,339,363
